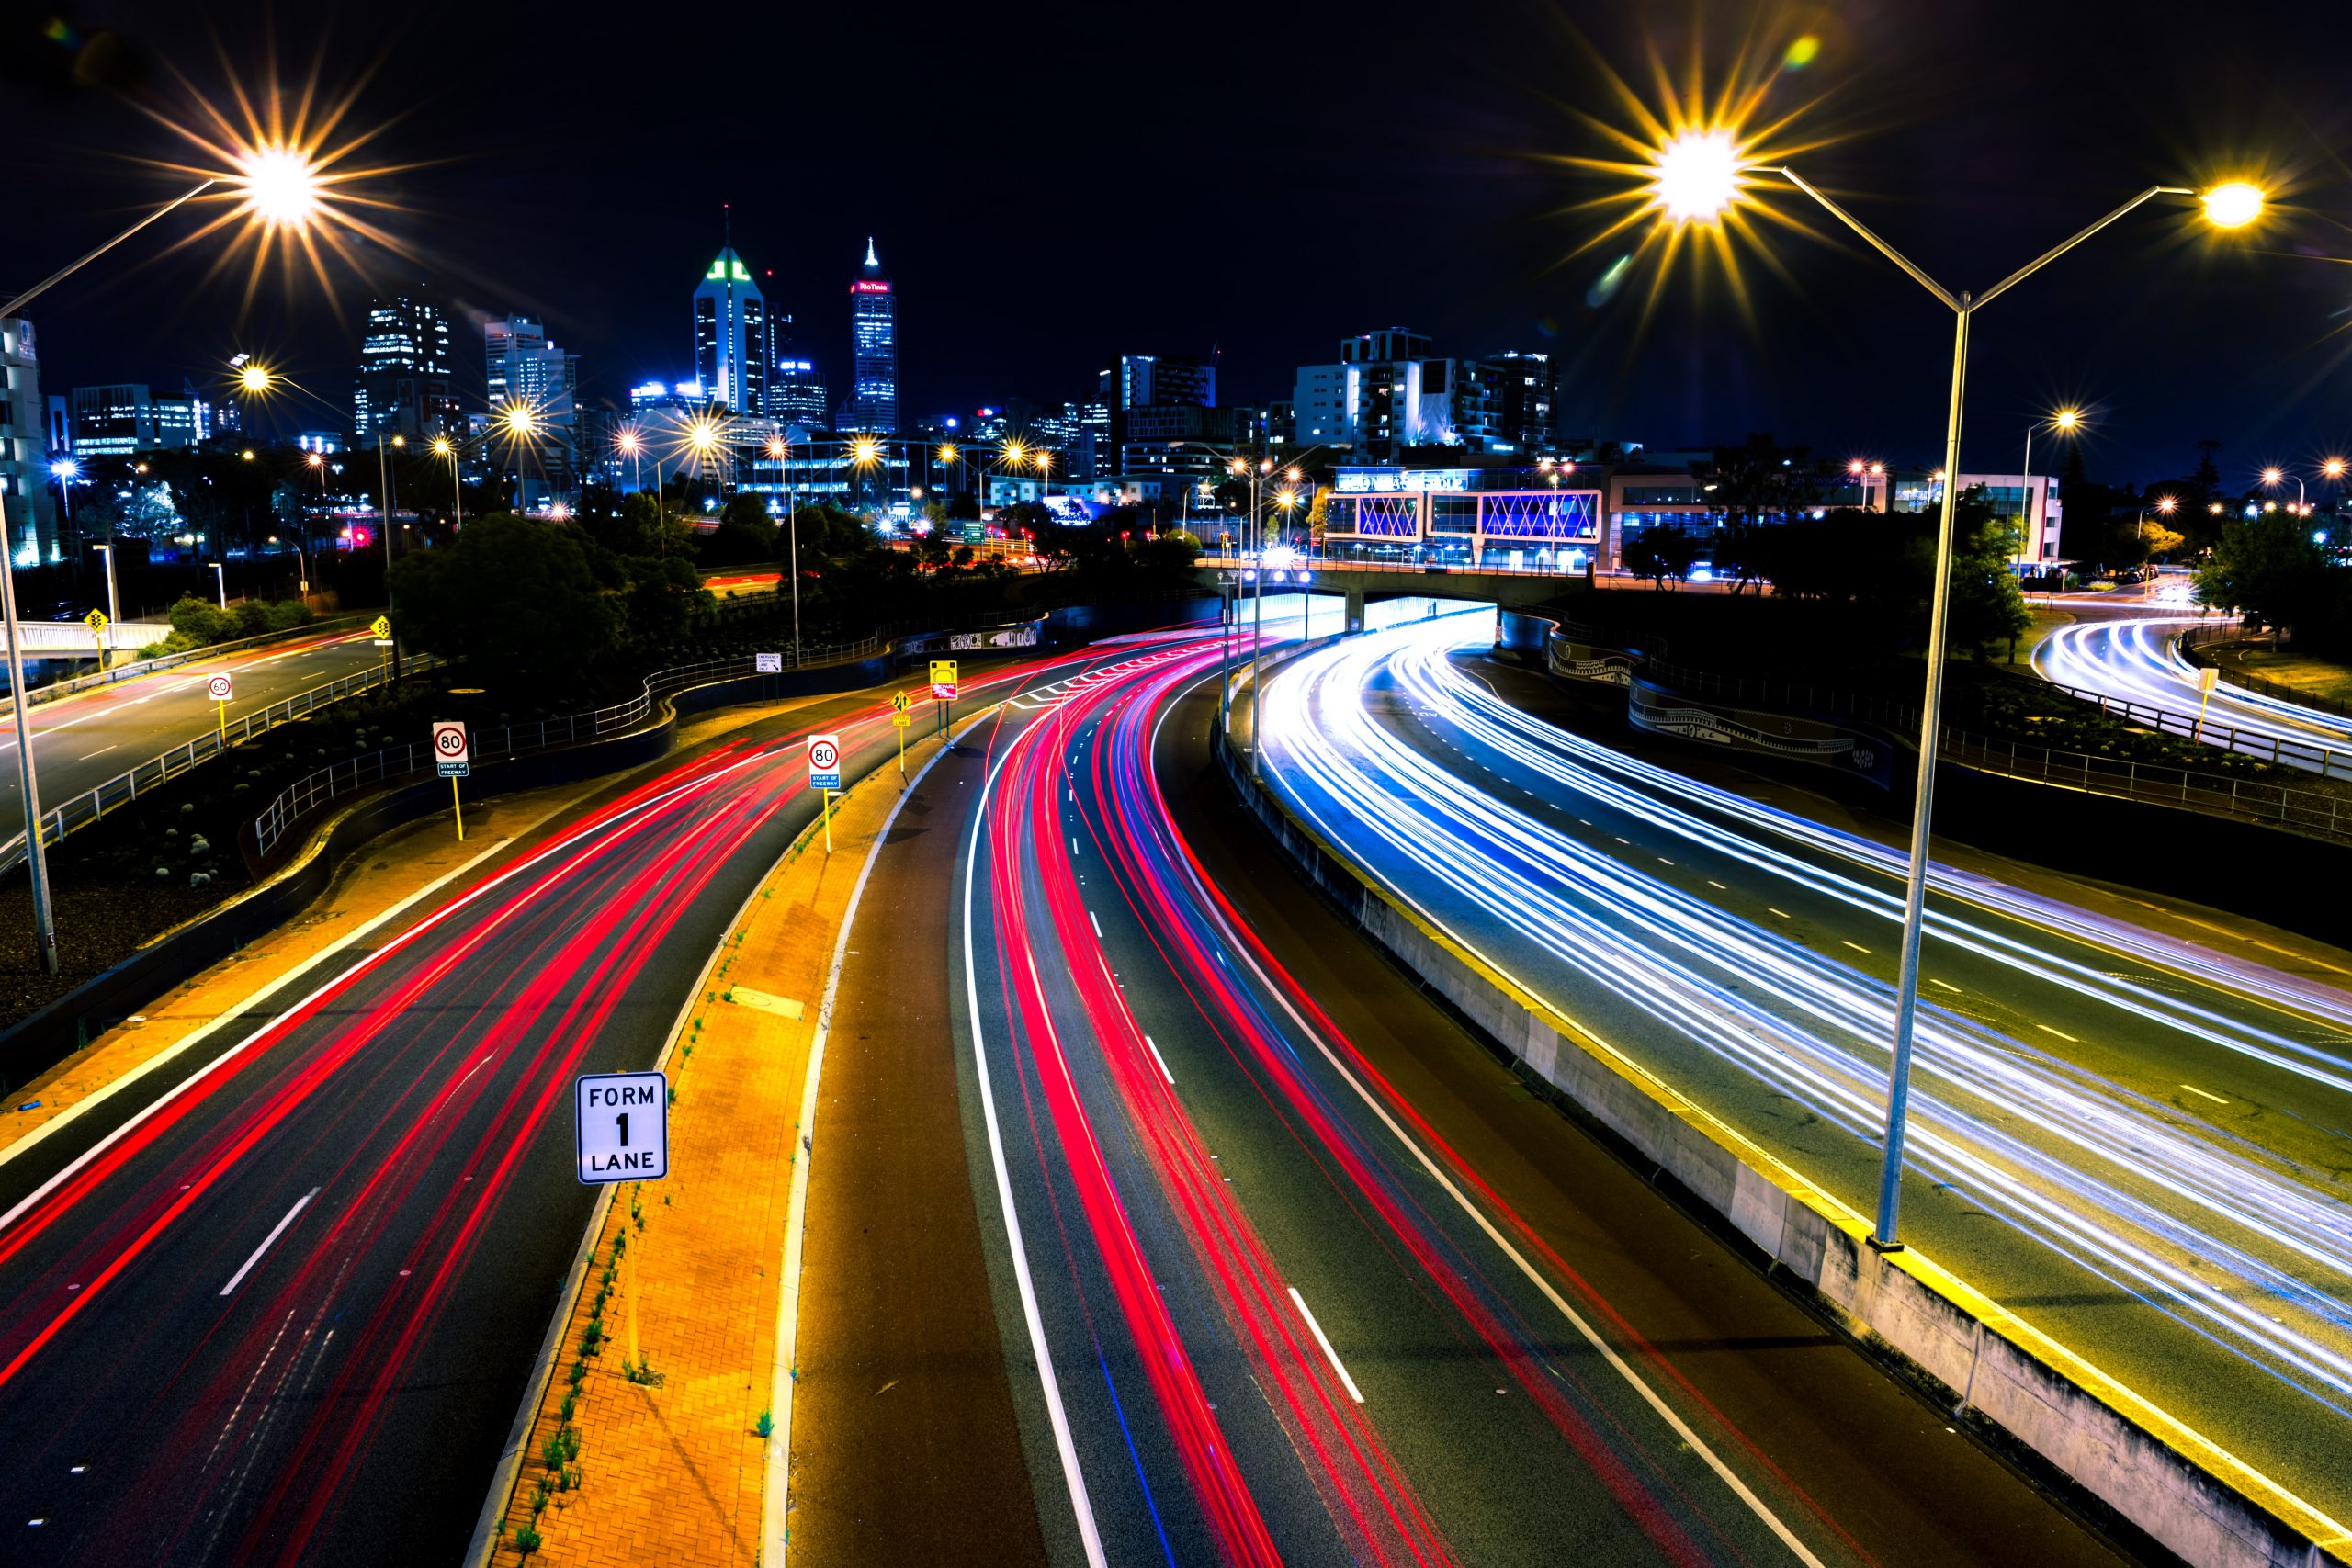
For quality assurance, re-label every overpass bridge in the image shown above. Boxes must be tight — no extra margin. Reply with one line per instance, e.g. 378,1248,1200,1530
1192,555,1601,626
6,619,170,655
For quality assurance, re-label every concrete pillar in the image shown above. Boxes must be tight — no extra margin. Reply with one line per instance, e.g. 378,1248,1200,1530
1345,586,1365,634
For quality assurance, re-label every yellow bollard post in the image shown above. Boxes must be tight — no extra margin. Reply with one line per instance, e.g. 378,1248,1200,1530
451,773,465,840
822,787,832,854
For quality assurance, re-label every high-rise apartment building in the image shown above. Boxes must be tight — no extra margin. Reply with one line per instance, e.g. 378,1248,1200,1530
354,284,458,439
1,317,59,561
693,247,768,415
1292,329,1557,461
842,239,898,434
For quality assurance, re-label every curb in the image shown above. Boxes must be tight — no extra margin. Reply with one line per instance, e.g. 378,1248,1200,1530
1221,658,2350,1568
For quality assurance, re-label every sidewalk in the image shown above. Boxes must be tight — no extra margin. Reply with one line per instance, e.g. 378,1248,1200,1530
486,735,942,1568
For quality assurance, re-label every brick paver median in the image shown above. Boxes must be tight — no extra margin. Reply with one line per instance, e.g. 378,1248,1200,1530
491,739,938,1566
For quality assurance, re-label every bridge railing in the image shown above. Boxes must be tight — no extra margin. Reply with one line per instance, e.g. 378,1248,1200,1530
0,649,439,876
18,615,369,707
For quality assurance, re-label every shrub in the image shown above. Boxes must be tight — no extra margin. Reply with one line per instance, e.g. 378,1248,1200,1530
514,1522,542,1553
230,600,272,638
755,1409,774,1439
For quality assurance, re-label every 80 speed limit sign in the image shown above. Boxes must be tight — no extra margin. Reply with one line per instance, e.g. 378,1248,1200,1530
433,719,469,778
808,732,842,790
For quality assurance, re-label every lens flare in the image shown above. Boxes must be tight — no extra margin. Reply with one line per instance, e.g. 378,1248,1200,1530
2201,182,2265,230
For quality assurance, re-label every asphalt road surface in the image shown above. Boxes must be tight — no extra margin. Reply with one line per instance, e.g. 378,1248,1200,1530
944,624,2131,1566
0,652,1077,1565
0,628,395,825
1256,610,2352,1528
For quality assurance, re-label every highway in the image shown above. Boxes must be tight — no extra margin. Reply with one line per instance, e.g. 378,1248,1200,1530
947,619,2125,1565
2034,615,2352,773
1255,610,2352,1525
0,627,396,827
0,651,1072,1565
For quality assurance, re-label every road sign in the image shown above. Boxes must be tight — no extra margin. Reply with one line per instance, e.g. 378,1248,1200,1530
433,719,470,778
83,609,107,635
892,711,911,728
206,672,232,702
755,652,784,674
891,691,911,713
575,1071,669,1183
2199,665,2220,693
929,659,959,700
370,615,391,638
808,732,842,791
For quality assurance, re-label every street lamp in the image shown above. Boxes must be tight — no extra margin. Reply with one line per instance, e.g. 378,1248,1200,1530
432,434,463,526
1649,130,2267,1249
767,434,803,664
0,147,333,973
2020,407,2083,564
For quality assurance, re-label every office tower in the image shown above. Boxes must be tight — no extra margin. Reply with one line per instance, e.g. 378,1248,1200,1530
487,313,582,498
843,238,897,434
766,313,829,429
69,385,153,457
354,284,458,439
693,245,768,415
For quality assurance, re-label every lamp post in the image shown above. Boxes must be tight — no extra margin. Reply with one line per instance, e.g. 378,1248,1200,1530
375,429,405,677
2019,408,2081,566
1743,165,2268,1251
433,434,463,526
0,141,332,970
1647,127,2265,1249
767,434,803,664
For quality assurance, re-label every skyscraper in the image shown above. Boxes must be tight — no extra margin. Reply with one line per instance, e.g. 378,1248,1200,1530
1,317,60,562
486,313,582,498
693,246,768,415
354,284,458,439
843,238,898,434
765,313,829,429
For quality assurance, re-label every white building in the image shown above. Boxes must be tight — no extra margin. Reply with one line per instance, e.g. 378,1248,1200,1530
2,318,60,562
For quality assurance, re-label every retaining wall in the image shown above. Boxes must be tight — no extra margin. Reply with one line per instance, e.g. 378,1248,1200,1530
1217,711,2348,1568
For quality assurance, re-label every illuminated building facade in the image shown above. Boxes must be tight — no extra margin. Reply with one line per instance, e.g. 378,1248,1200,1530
694,247,770,416
354,285,459,439
843,239,898,434
1,317,59,560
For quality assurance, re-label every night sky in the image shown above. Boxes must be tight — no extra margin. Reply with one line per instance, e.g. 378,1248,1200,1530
4,0,2346,488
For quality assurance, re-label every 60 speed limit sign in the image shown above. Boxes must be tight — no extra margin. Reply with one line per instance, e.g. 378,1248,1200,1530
433,719,469,778
206,672,232,702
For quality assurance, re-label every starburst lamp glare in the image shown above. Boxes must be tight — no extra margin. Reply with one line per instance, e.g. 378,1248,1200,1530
238,362,273,394
1651,129,1743,224
233,145,324,231
2201,182,2265,230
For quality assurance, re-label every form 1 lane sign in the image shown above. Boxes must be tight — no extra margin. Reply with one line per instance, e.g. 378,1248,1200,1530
576,1071,669,1182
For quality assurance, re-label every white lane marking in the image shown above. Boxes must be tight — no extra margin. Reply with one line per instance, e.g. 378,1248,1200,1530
220,1188,319,1296
1151,686,1833,1568
1767,908,1792,919
962,711,1108,1567
1088,908,1103,940
0,755,769,1219
1706,880,1728,891
2039,1024,2081,1043
1841,941,1871,955
1143,1034,1175,1085
1929,978,1962,994
2181,1083,2230,1105
77,746,117,761
1288,1287,1363,1404
1069,835,1080,855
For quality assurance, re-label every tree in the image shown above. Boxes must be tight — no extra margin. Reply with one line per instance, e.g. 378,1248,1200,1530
1943,490,2034,660
2197,511,2328,638
1622,525,1700,588
696,494,780,566
388,513,619,680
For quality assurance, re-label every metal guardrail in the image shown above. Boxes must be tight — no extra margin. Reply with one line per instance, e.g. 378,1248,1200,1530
247,632,896,862
1939,728,2352,842
1532,619,2352,844
22,615,368,707
2177,622,2352,722
0,649,436,876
